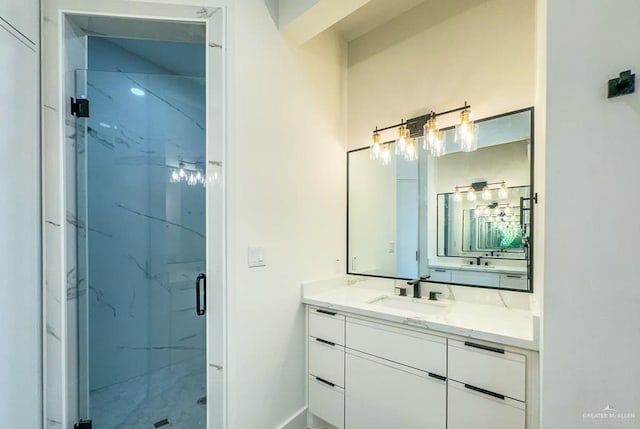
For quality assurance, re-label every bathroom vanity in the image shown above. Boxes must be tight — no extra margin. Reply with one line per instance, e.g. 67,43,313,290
302,278,539,429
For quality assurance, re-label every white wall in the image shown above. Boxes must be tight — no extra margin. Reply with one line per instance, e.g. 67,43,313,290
0,7,41,429
226,4,347,427
347,0,535,150
543,0,640,427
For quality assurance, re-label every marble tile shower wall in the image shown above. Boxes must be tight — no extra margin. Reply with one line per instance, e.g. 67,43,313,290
82,69,206,399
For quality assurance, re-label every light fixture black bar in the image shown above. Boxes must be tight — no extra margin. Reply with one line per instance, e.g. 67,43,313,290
373,121,407,133
372,103,470,134
433,103,470,118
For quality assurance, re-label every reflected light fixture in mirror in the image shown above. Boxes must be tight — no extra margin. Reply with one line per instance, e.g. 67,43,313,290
455,181,510,203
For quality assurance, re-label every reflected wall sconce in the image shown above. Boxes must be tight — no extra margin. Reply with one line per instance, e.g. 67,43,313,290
453,181,509,202
370,102,477,163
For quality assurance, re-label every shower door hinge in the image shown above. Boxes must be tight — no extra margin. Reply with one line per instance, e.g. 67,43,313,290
74,420,92,429
70,97,90,118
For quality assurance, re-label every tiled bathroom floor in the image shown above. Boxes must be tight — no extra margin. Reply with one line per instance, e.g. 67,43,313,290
90,356,206,428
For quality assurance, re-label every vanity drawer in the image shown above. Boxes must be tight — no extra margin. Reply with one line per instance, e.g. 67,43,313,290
309,338,345,388
346,317,446,374
309,375,344,429
448,339,525,401
429,268,451,282
451,270,499,287
499,273,528,290
309,307,345,346
447,379,525,429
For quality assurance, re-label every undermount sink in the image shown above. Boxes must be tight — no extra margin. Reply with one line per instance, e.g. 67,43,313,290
368,295,449,315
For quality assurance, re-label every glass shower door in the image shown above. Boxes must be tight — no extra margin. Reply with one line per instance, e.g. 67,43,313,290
75,69,209,428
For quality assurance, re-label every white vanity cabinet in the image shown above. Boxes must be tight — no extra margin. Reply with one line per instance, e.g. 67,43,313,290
429,265,528,290
308,308,346,428
447,339,527,429
344,318,446,429
306,306,537,429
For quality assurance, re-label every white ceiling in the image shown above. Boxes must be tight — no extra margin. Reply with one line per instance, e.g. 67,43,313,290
333,0,427,41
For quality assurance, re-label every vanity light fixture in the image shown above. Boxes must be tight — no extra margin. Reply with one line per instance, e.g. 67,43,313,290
169,161,206,187
453,187,463,202
498,181,509,199
455,102,478,152
371,130,381,160
396,123,409,156
481,186,492,201
454,181,508,202
424,113,446,157
370,101,474,164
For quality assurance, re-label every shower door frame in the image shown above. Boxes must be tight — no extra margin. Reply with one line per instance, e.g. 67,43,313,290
42,2,228,428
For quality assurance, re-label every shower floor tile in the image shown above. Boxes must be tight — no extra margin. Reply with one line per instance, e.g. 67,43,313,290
90,356,206,428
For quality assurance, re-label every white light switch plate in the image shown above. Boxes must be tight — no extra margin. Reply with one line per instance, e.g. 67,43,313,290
248,245,266,268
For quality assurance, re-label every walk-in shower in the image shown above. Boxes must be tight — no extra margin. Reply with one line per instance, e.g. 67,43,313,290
75,34,208,428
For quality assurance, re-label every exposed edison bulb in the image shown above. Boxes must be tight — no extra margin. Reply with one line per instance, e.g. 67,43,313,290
456,107,478,152
467,191,477,202
170,170,180,183
453,188,462,202
371,131,381,160
423,115,446,157
179,165,186,178
498,182,509,199
482,187,492,201
396,124,408,155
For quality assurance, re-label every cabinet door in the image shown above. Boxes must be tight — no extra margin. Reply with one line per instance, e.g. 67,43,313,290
0,27,40,427
448,380,525,429
345,350,446,429
0,0,39,43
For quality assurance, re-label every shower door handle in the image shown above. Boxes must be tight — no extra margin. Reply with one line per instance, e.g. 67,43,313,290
196,273,206,316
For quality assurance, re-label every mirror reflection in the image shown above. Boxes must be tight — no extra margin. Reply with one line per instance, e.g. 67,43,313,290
348,147,418,279
437,186,529,257
348,108,533,290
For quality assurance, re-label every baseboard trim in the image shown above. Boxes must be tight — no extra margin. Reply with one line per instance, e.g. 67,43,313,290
278,406,308,429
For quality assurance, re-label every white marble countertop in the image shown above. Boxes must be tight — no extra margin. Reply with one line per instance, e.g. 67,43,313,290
302,279,538,351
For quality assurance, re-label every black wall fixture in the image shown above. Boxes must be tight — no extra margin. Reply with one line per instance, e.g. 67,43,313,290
608,70,635,98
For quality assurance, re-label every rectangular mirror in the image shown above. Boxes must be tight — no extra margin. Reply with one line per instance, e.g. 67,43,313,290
348,107,534,291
